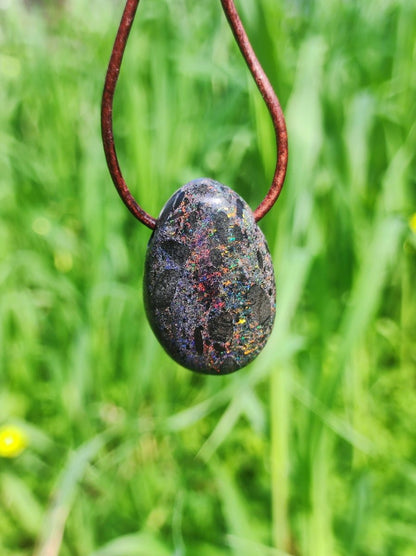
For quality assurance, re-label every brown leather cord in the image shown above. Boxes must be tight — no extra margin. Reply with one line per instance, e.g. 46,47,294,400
219,0,288,221
101,0,288,229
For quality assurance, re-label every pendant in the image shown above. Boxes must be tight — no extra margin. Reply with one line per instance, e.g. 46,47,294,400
101,0,288,375
143,178,275,374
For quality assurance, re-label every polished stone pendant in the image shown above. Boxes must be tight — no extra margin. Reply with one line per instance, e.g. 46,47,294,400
102,2,288,376
143,178,276,374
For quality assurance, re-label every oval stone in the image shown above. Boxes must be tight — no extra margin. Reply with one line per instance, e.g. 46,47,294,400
143,178,276,374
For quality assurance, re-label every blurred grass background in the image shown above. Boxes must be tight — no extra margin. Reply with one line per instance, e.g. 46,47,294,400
1,0,416,554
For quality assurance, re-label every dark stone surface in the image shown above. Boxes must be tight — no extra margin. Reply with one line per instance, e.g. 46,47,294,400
193,326,204,355
209,247,223,268
161,240,190,264
247,284,272,325
257,250,264,269
143,178,276,374
152,269,181,308
208,310,234,342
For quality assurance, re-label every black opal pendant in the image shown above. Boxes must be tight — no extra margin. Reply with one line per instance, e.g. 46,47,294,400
144,178,276,374
102,2,288,375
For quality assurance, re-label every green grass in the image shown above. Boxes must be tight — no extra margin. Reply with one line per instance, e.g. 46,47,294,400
1,0,416,554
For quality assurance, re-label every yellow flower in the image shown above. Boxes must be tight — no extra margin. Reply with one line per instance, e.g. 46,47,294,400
409,213,416,234
0,425,28,458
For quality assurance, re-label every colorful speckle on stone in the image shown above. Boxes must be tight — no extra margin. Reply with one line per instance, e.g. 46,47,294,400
143,178,276,374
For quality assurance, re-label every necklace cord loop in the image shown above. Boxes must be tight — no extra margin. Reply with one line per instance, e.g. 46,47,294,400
101,0,288,229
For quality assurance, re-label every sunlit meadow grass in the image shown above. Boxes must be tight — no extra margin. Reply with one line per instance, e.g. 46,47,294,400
1,0,415,555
